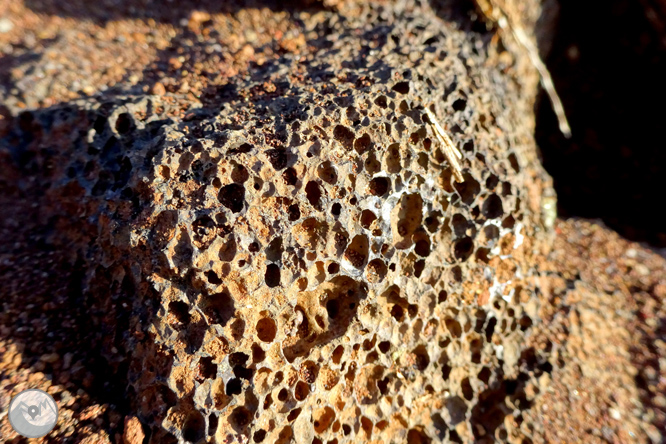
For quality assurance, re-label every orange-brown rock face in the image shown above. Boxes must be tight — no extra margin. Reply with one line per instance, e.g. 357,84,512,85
2,1,662,444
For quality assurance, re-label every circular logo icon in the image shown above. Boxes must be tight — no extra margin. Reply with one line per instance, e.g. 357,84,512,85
8,389,58,438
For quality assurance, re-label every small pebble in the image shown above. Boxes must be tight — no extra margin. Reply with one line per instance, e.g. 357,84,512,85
151,82,166,95
0,18,13,34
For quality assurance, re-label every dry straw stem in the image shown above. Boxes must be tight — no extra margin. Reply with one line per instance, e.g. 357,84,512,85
475,0,572,138
424,106,465,183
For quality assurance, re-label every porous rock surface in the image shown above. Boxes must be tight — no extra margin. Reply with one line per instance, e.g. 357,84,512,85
0,1,662,443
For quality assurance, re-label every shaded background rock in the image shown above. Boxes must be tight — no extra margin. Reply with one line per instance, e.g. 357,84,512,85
536,0,666,248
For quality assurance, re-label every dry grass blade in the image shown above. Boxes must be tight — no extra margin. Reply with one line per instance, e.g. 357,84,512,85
476,0,572,138
424,107,465,183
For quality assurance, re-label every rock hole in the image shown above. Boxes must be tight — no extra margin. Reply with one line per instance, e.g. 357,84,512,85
412,345,430,371
449,430,463,443
365,152,381,174
205,270,222,285
253,430,267,442
454,174,480,205
432,413,448,439
425,212,441,233
390,304,404,321
287,407,302,422
486,174,500,190
482,194,504,219
208,414,218,436
226,378,242,395
408,304,418,318
313,407,336,433
305,181,323,209
218,183,245,213
483,225,500,243
198,357,217,379
332,345,344,364
231,164,249,183
115,113,133,134
446,396,467,426
366,258,387,283
374,95,388,108
378,341,390,353
317,161,338,184
508,153,520,173
461,377,474,401
454,237,474,261
168,301,190,326
265,264,281,288
263,394,272,410
326,299,340,319
392,193,423,249
203,292,235,327
502,215,515,229
361,416,373,437
294,381,310,401
501,182,512,196
354,133,372,153
230,406,252,429
368,177,390,196
445,319,462,338
252,343,265,363
256,317,277,342
182,411,205,443
376,420,389,432
452,98,467,112
470,338,483,364
478,367,491,384
360,210,377,229
519,315,533,331
385,143,401,173
442,363,452,380
414,260,426,278
232,143,253,154
288,204,301,221
266,237,283,262
282,167,298,186
344,235,369,269
333,125,355,150
392,81,410,94
406,428,431,444
193,215,216,244
266,148,288,170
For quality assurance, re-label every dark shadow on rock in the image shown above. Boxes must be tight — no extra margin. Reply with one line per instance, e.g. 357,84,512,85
0,97,179,442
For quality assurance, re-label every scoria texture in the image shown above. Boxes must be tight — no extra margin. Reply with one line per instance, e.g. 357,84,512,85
0,1,663,444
